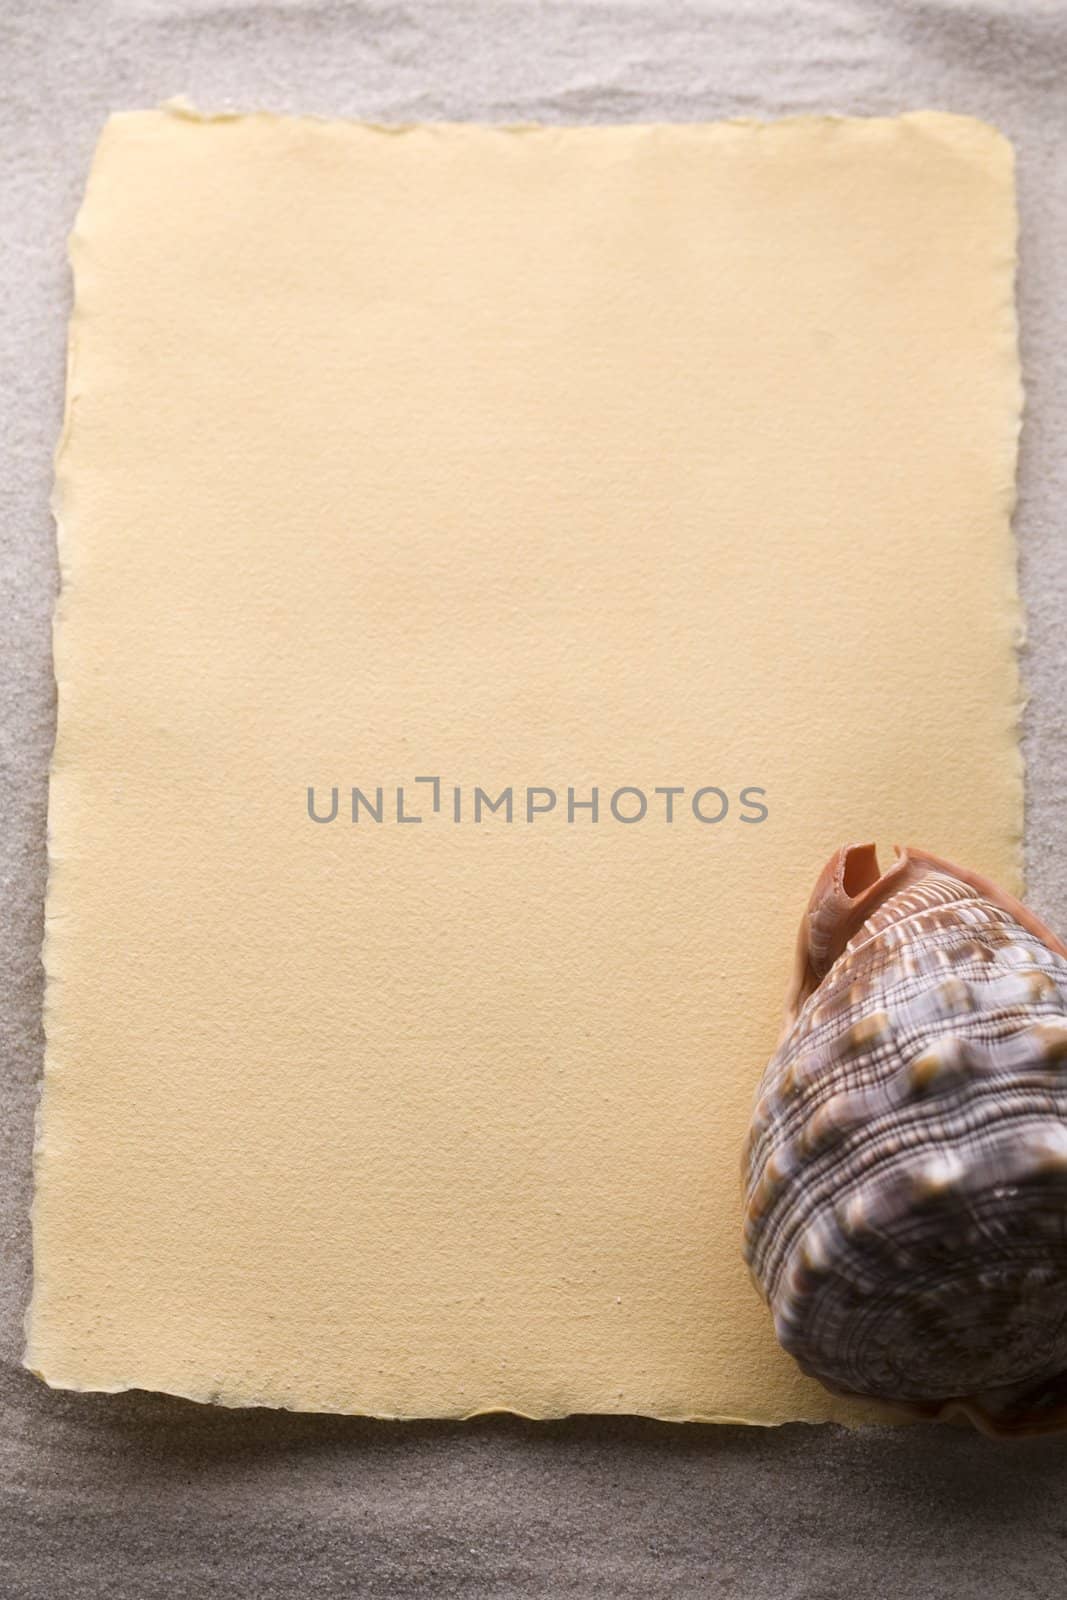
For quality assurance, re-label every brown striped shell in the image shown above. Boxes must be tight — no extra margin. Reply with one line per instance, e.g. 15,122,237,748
742,843,1067,1435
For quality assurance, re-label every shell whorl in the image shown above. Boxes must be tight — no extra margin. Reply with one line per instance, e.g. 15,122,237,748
743,844,1067,1435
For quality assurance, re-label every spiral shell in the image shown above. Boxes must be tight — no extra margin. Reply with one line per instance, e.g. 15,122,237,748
742,843,1067,1435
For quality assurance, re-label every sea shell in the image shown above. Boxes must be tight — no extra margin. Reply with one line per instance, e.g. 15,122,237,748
742,842,1067,1435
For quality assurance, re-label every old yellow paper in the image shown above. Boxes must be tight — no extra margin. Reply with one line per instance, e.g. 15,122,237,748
28,108,1023,1422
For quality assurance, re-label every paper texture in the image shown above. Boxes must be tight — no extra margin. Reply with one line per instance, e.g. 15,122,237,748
28,107,1023,1422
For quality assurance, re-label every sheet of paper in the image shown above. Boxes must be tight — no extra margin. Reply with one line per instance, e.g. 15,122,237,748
27,107,1023,1422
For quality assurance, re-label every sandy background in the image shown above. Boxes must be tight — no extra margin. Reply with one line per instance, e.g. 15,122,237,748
3,1,1067,1594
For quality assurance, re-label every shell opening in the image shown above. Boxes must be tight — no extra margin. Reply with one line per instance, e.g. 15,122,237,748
841,842,881,900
